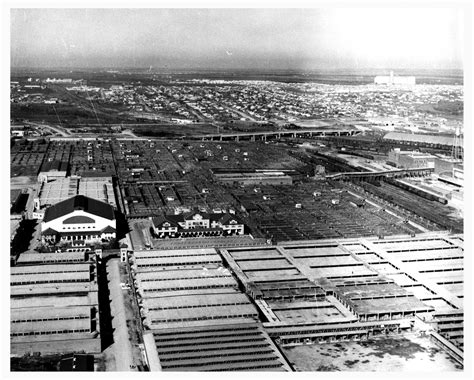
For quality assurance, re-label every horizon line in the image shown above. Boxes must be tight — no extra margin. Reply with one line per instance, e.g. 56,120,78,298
10,66,464,72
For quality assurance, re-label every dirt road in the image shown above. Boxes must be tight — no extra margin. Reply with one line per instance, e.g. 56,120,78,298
106,258,137,371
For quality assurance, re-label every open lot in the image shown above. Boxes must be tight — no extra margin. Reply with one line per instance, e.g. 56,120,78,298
273,304,346,324
283,334,462,371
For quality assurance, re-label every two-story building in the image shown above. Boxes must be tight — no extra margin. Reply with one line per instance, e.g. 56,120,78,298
151,210,245,238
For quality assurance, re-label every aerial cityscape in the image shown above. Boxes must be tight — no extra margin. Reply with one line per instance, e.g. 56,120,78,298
8,6,468,374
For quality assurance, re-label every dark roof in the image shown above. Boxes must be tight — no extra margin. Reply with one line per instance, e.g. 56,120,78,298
80,170,114,178
56,230,103,236
216,213,242,225
40,159,68,173
63,215,96,224
152,212,243,228
42,227,58,235
180,227,223,233
152,215,180,227
182,210,210,221
166,215,185,223
101,225,116,234
240,201,259,211
43,195,114,223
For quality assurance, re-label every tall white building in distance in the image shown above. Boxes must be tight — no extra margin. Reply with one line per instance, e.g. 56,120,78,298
374,71,416,85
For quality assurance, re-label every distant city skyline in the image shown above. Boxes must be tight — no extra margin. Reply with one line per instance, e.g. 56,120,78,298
11,8,465,70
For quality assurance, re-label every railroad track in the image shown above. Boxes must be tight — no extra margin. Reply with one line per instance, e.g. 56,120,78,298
361,181,462,233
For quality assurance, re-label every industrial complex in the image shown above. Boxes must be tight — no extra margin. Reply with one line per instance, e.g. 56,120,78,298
9,67,465,373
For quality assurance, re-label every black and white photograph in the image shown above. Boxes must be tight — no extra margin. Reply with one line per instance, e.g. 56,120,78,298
3,1,472,376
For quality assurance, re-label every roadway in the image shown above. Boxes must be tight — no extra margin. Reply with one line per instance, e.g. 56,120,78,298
193,128,362,141
28,121,71,137
106,258,137,371
121,129,140,138
220,104,257,122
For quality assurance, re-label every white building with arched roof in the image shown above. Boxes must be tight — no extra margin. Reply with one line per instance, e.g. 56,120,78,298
41,195,116,246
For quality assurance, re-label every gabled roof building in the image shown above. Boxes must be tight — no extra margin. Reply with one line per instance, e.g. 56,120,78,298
151,210,245,238
41,195,116,249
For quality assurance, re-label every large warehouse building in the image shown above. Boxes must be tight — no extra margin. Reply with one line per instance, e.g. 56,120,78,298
10,254,101,356
32,176,117,219
387,149,436,169
132,248,292,371
41,195,116,247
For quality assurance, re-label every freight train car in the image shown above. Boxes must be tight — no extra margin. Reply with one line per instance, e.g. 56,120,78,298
385,178,448,204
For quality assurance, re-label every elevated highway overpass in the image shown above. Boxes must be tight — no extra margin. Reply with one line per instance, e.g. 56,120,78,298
191,128,362,142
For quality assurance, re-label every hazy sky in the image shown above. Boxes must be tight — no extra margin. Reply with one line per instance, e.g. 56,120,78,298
11,8,465,70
